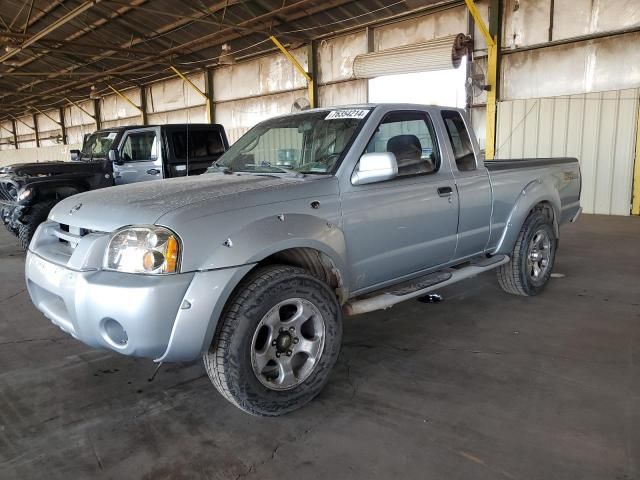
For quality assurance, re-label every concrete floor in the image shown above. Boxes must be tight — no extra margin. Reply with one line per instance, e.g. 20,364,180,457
0,214,639,479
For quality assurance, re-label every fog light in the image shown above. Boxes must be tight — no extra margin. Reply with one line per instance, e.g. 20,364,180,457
102,318,128,347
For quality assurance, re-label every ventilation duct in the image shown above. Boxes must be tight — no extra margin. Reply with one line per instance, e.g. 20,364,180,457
353,34,469,79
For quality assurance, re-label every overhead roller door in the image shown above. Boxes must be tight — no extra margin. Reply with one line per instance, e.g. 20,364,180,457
353,34,468,79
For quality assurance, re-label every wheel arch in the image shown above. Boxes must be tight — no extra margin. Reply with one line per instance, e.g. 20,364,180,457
256,246,348,304
494,179,561,255
25,179,89,206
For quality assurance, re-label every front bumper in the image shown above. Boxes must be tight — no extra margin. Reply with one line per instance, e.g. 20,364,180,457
26,250,254,362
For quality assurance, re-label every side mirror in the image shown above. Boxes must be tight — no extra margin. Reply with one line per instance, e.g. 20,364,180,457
69,149,81,161
108,149,123,165
351,152,398,186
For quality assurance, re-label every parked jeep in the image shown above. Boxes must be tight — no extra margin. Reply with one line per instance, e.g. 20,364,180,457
0,123,228,249
26,104,581,416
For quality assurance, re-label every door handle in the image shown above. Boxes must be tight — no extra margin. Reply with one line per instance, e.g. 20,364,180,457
437,186,453,197
146,168,160,175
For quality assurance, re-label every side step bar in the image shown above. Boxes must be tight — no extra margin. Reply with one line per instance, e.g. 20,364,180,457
344,255,510,316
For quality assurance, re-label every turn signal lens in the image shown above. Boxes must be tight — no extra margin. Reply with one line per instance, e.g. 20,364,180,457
165,235,179,273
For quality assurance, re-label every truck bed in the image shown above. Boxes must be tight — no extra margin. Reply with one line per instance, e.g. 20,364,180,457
485,157,578,171
485,157,581,254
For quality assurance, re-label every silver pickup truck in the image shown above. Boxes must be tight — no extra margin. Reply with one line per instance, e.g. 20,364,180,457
25,104,581,416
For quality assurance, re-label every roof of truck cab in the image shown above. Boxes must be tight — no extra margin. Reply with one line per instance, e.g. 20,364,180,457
274,104,466,120
95,124,225,133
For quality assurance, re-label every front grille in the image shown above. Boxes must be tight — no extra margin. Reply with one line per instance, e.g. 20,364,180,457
53,223,90,249
0,181,17,202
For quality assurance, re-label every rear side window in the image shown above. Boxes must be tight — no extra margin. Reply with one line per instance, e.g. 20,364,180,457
441,111,476,172
172,129,225,160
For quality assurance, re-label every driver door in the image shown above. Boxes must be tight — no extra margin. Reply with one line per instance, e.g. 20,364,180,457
341,110,459,292
113,127,164,185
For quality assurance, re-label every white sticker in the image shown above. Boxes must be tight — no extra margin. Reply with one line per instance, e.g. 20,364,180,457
106,132,117,140
325,109,369,120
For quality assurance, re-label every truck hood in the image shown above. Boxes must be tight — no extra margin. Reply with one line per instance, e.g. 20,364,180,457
0,160,109,179
50,173,332,232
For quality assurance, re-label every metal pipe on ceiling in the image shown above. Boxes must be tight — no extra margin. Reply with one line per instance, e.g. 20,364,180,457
0,1,100,64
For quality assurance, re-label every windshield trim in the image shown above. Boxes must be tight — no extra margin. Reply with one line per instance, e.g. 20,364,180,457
326,108,374,175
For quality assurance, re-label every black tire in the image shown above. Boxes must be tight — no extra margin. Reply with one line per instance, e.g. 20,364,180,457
4,222,18,236
497,211,557,296
18,201,56,250
204,265,342,416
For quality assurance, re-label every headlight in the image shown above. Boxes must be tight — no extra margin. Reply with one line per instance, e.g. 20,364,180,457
17,187,32,202
105,226,180,274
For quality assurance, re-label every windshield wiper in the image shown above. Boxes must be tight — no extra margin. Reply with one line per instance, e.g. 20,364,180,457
209,163,233,174
263,165,303,176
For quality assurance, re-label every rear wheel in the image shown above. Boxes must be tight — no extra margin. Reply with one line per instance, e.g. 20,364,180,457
497,211,556,296
203,265,342,416
18,200,56,250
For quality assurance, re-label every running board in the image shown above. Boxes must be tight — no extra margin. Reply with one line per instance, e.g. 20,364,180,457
344,255,510,316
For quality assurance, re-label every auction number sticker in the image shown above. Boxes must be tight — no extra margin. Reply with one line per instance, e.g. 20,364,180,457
325,109,369,120
106,132,117,140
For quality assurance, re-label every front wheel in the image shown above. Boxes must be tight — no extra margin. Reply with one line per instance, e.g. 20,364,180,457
203,265,342,416
4,221,18,236
497,211,557,296
18,200,56,250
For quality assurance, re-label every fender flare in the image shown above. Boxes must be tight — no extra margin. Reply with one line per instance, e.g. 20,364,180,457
494,179,561,255
194,213,350,285
23,178,88,206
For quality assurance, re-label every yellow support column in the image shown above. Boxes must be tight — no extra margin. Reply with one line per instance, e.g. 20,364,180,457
464,0,498,160
107,85,145,123
170,66,212,123
269,36,315,108
485,42,498,160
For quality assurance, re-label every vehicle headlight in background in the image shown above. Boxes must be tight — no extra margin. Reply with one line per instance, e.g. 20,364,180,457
17,187,32,202
105,226,180,274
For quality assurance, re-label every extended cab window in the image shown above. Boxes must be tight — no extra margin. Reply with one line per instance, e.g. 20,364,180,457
121,131,157,162
172,129,225,161
441,110,476,172
365,111,439,176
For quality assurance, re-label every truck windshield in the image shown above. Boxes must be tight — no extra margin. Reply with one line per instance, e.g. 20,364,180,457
211,108,371,175
80,131,117,160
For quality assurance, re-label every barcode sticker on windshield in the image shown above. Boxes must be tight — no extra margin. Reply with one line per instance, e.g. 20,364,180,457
325,109,369,120
106,132,117,140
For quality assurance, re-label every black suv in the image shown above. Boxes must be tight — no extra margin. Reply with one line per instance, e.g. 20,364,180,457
0,123,228,249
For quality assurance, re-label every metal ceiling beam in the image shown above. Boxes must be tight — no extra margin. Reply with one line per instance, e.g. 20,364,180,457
0,30,170,57
107,84,144,118
269,35,315,107
0,0,406,118
65,97,95,121
0,0,224,102
169,65,211,123
0,1,100,64
32,106,62,127
101,0,308,40
11,115,34,132
6,0,354,111
1,71,165,76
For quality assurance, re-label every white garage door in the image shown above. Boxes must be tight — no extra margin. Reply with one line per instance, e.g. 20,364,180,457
496,88,639,215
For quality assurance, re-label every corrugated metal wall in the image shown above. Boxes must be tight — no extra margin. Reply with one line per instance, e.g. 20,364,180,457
496,88,639,215
0,144,82,167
